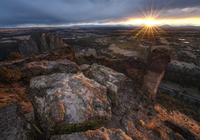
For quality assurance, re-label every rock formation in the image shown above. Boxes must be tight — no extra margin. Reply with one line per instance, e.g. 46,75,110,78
144,48,170,95
19,33,67,57
80,63,153,116
1,47,200,140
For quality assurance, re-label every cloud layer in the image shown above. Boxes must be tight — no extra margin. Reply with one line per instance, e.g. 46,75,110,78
0,0,200,27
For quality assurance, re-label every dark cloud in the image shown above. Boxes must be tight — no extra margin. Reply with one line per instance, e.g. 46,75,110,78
0,0,200,27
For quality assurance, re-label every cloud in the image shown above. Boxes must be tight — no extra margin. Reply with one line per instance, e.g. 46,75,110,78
0,0,200,27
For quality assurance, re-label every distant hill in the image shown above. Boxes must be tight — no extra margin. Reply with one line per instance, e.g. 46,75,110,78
158,25,200,31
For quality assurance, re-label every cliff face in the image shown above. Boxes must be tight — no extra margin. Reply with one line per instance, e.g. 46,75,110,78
144,48,170,95
19,33,66,57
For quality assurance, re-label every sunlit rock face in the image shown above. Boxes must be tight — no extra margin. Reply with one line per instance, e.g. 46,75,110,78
28,72,111,136
51,127,132,140
80,63,153,116
19,33,66,56
144,48,170,95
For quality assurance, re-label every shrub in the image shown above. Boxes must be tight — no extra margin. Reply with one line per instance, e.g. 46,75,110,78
0,66,21,83
49,50,55,55
33,52,40,55
89,54,94,59
64,49,71,54
29,53,36,58
58,50,65,56
9,52,23,60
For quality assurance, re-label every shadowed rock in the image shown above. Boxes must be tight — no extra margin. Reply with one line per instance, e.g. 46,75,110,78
144,48,170,95
22,60,80,76
51,127,132,140
164,120,199,140
19,32,67,57
0,103,31,140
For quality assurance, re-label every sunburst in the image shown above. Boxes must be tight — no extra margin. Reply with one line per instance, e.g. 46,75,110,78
125,0,171,50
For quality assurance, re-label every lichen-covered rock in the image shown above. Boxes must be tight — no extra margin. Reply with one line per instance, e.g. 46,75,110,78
80,63,152,116
28,72,111,137
0,103,31,140
50,127,132,140
22,60,80,76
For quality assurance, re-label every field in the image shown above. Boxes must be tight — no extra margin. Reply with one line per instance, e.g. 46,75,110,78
109,40,147,52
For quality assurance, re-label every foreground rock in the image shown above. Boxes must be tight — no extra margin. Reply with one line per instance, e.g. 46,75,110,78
28,72,111,138
22,60,80,76
19,32,67,57
0,103,31,140
80,63,153,116
51,127,132,140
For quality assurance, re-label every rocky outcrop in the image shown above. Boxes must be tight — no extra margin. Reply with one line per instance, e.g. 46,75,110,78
19,33,67,57
0,103,31,140
80,63,153,116
76,48,170,97
144,48,170,95
51,127,132,140
28,72,111,138
22,60,80,76
2,56,199,140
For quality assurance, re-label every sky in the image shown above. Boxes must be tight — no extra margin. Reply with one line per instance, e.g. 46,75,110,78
0,0,200,28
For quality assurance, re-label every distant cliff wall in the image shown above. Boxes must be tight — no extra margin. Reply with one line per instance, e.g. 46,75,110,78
19,32,66,57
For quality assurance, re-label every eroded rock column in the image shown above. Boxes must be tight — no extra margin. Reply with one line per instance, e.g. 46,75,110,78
143,48,170,96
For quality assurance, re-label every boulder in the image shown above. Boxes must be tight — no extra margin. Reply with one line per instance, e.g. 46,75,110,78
80,63,152,116
51,127,132,140
0,103,31,140
22,60,80,76
28,72,111,137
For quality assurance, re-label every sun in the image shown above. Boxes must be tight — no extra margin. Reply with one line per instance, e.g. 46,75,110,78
145,19,155,26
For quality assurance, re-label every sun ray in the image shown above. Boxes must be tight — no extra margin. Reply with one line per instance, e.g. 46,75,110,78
136,0,148,19
151,0,154,17
154,26,170,36
124,26,144,36
137,26,148,48
153,0,171,19
126,0,171,51
152,26,161,38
